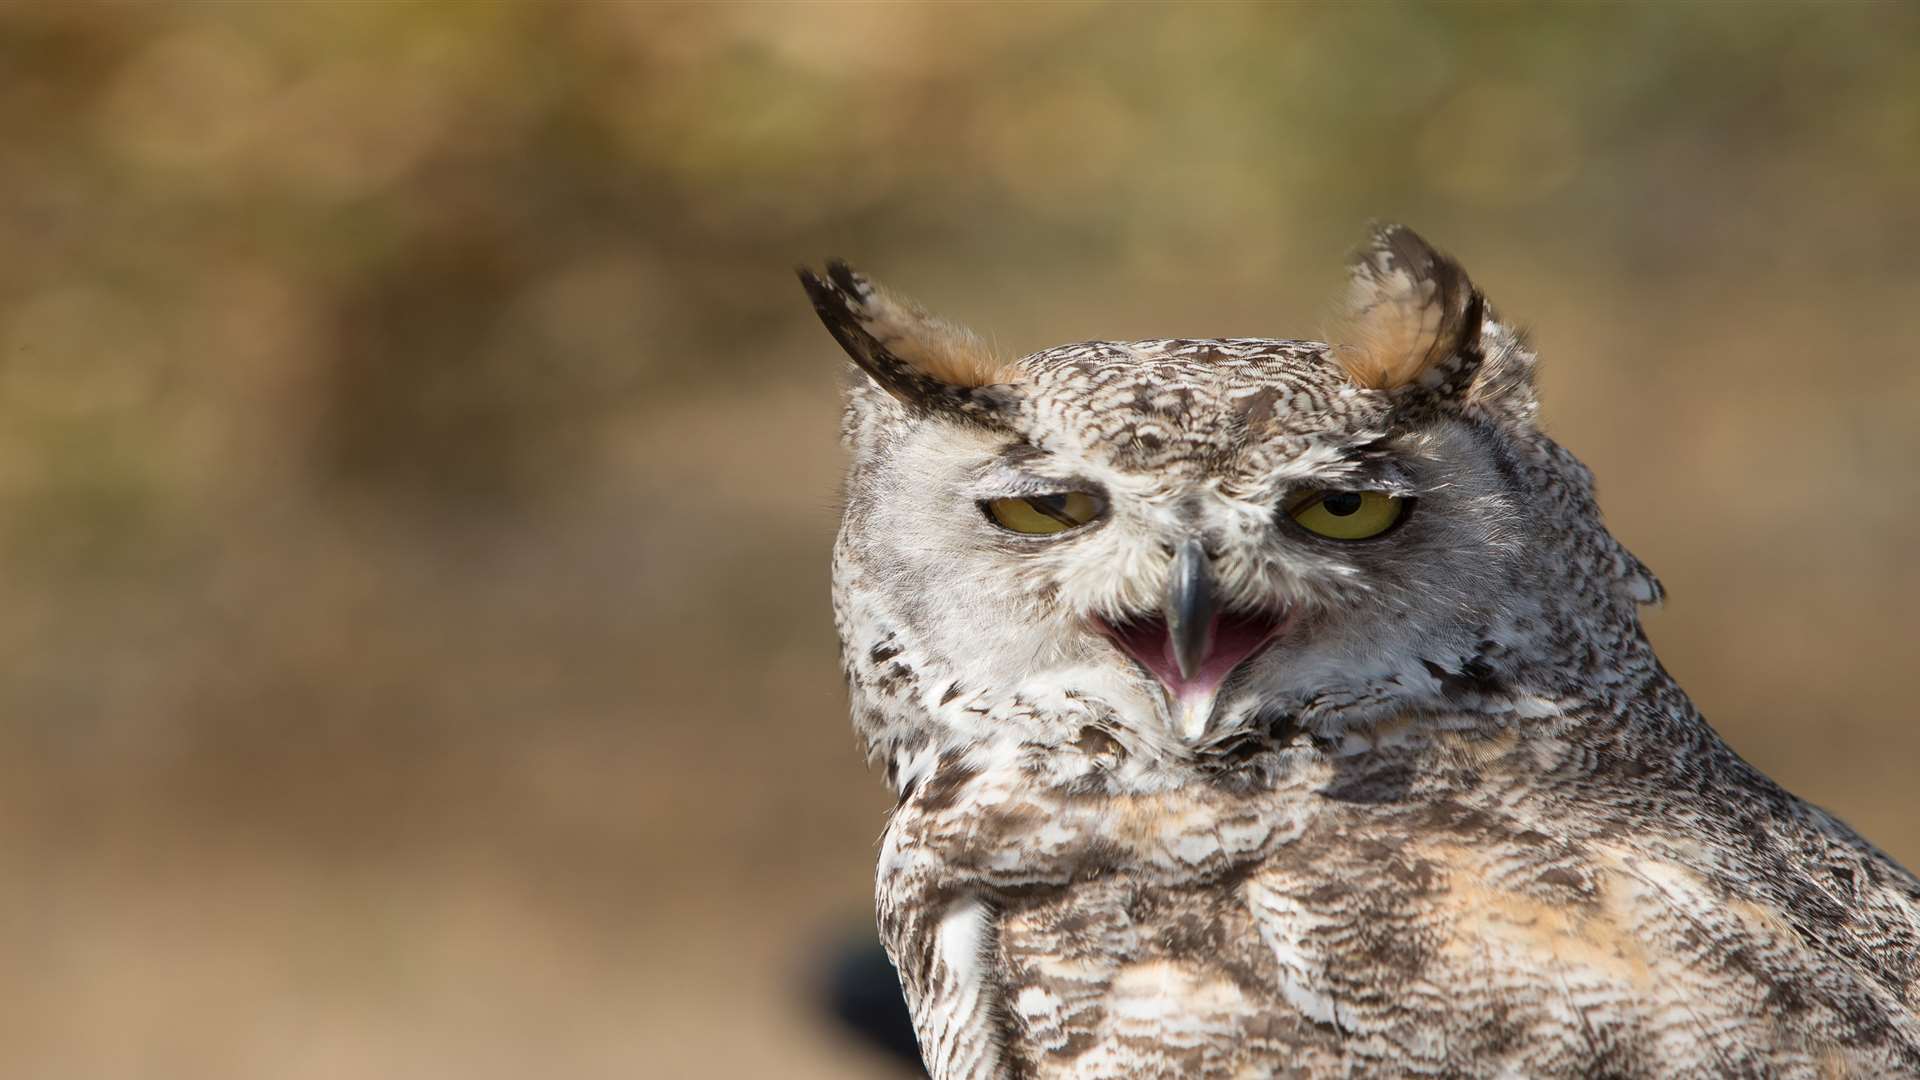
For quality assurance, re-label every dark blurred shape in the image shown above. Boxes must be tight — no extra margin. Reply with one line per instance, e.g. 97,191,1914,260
818,929,925,1075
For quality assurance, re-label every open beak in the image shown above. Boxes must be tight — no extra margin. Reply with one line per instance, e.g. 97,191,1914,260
1095,538,1288,741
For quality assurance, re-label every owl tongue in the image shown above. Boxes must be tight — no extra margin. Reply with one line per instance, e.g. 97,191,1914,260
1100,609,1284,723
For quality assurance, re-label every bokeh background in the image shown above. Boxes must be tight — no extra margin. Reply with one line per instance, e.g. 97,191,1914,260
2,2,1917,1077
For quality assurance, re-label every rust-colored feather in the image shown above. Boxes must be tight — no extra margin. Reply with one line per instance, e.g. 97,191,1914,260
1330,224,1478,393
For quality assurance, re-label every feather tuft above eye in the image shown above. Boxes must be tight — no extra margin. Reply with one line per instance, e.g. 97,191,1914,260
1328,224,1480,393
809,260,1016,389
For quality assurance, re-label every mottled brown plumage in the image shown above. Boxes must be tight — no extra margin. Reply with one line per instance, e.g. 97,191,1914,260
802,226,1920,1079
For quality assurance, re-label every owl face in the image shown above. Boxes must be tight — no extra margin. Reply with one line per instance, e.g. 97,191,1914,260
808,228,1656,786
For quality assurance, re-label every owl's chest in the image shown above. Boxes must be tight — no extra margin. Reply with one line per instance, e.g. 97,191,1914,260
990,875,1314,1076
881,773,1899,1078
917,844,1749,1079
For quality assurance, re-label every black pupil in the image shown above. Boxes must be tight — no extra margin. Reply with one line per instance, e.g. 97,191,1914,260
1322,492,1364,517
1031,494,1068,513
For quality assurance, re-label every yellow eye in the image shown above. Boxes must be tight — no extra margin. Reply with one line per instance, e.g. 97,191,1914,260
983,492,1104,535
1288,490,1407,541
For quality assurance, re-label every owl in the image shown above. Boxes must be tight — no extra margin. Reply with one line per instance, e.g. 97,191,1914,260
799,226,1920,1079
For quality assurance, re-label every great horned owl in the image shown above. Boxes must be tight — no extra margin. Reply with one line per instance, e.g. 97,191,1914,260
799,226,1920,1078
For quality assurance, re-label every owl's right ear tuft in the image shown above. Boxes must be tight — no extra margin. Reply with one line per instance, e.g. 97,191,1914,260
798,261,1019,425
1329,224,1484,396
1329,224,1541,423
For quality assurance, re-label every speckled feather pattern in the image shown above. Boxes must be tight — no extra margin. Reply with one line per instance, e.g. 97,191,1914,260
810,227,1920,1079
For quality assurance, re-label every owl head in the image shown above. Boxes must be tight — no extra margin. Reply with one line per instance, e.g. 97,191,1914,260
804,226,1662,795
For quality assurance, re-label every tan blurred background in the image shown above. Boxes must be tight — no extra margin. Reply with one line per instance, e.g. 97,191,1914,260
1,2,1917,1077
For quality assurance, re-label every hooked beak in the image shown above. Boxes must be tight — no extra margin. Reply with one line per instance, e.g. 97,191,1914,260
1165,538,1215,682
1094,536,1289,741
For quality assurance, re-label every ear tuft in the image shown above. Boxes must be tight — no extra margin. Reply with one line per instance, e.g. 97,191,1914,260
807,261,1014,388
1331,224,1482,394
799,261,1021,426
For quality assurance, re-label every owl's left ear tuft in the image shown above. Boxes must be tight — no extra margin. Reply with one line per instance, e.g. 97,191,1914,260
1330,224,1485,397
798,261,1018,425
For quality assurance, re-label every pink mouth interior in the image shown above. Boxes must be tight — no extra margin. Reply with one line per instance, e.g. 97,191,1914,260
1097,609,1287,704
